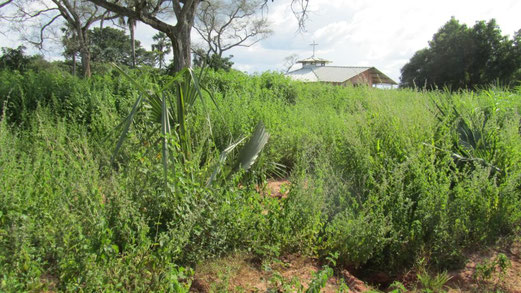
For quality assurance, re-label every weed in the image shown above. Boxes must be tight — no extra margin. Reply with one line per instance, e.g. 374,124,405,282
473,253,511,288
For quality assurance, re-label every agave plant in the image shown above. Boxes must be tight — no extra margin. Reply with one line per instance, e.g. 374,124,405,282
109,64,269,190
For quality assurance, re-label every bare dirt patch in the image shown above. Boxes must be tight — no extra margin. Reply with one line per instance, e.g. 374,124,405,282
40,273,59,292
190,253,371,292
260,179,291,199
189,242,521,292
446,240,521,292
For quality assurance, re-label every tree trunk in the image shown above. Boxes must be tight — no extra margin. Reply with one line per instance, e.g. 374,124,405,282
170,2,197,72
80,47,92,78
79,30,91,78
169,26,191,72
130,19,136,68
72,53,76,76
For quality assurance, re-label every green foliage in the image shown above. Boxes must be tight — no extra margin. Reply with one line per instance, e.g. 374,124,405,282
416,271,451,293
0,46,49,73
389,281,408,293
152,32,172,69
193,49,234,71
0,46,31,72
88,27,155,67
473,253,511,285
401,17,521,89
2,67,521,290
110,65,269,194
306,254,336,293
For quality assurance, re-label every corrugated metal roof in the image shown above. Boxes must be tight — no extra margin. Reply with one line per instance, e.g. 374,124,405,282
287,66,370,83
285,67,320,82
286,66,396,85
314,66,371,83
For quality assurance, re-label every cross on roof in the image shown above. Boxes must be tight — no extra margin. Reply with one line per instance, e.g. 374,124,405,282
310,41,318,57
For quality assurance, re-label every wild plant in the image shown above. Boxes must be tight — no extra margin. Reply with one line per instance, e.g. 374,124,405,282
109,64,269,192
473,253,511,287
429,93,502,174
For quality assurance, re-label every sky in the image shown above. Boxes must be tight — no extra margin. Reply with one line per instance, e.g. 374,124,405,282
1,0,520,82
223,0,521,82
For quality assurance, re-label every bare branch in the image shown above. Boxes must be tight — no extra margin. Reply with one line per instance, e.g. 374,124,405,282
179,0,195,21
0,0,14,9
8,0,124,77
282,53,299,73
25,7,60,18
87,0,171,33
28,13,61,49
85,8,117,27
262,0,309,30
172,0,181,16
84,0,201,71
58,0,79,23
291,0,309,31
195,0,272,57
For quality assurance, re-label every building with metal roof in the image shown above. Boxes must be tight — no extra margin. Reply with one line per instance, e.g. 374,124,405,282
286,50,397,87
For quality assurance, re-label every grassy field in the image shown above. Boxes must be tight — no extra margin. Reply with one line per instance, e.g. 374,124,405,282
1,67,521,291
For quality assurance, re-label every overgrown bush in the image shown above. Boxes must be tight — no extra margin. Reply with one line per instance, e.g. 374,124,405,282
2,68,521,290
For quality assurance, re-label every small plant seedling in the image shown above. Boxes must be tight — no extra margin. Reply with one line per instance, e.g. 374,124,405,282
473,253,511,288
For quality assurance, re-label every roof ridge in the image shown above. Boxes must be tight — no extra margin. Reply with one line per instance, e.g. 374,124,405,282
319,65,372,69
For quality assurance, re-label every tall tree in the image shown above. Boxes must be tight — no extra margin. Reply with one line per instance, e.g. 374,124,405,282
4,0,116,77
401,17,520,89
0,46,30,71
152,32,171,69
512,30,521,82
468,19,514,86
85,0,200,72
194,0,272,58
83,0,309,72
192,48,233,71
112,1,139,68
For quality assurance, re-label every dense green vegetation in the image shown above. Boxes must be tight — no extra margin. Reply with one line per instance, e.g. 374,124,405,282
401,17,521,90
1,66,521,291
86,27,156,67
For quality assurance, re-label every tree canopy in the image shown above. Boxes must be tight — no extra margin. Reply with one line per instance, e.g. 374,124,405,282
192,48,233,71
151,32,171,69
2,0,119,77
400,18,521,90
88,27,155,67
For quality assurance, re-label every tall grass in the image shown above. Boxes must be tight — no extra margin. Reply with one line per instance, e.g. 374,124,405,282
2,67,521,290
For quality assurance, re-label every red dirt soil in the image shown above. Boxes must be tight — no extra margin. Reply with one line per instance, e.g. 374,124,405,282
446,240,521,292
190,254,370,292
